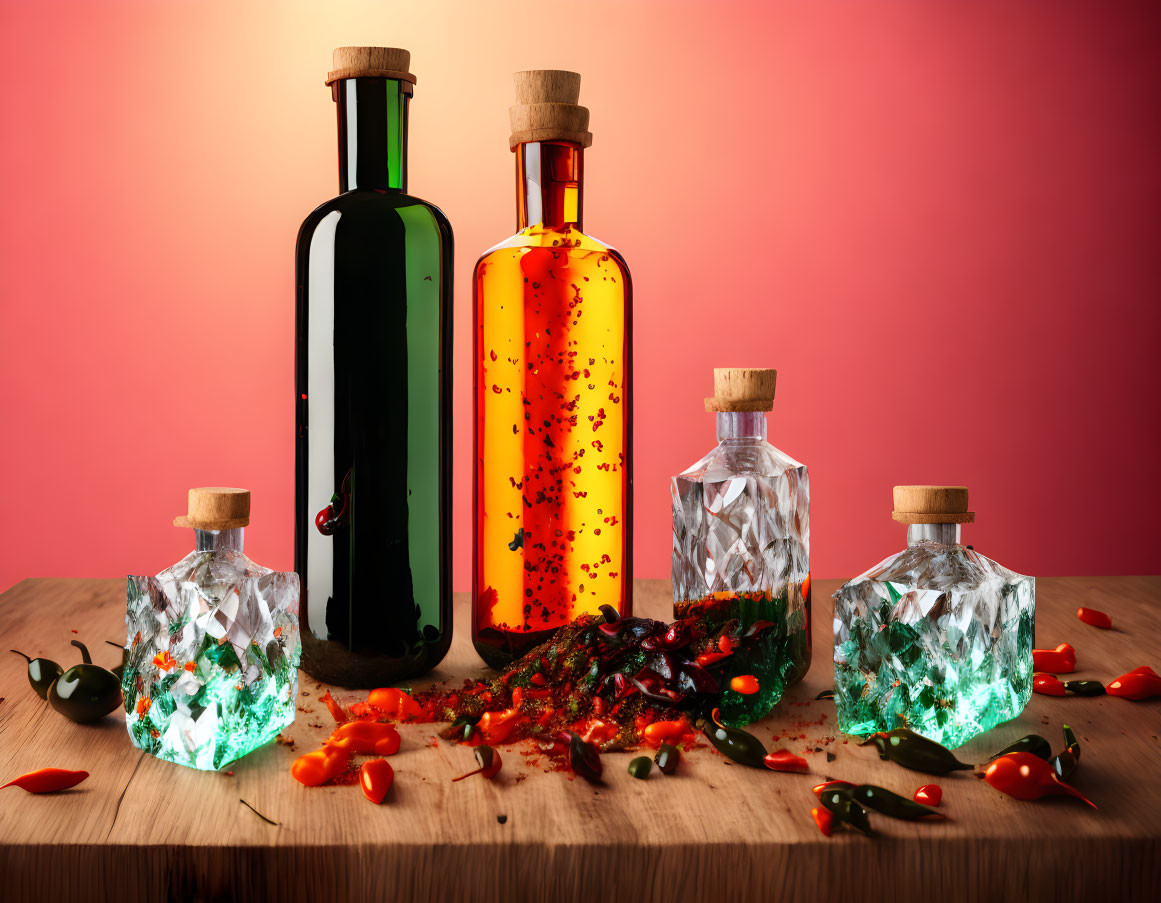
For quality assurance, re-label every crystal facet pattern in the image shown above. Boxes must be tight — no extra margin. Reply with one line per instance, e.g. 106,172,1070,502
833,541,1034,748
125,530,300,770
671,424,810,724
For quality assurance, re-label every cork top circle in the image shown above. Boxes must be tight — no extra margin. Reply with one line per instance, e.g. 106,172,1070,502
174,487,251,530
326,46,416,85
705,368,777,412
891,485,975,524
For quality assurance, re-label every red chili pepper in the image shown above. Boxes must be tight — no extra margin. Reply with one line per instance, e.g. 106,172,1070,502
642,719,689,747
763,750,809,773
452,746,502,782
366,687,426,721
1033,673,1067,696
291,746,351,787
1076,607,1112,630
529,672,547,686
812,780,854,798
810,806,834,837
360,758,394,804
730,675,760,695
1107,666,1161,700
696,650,732,667
325,721,400,756
1032,644,1076,674
914,784,942,806
319,690,347,724
2,768,89,793
581,719,619,746
477,708,520,744
983,752,1096,808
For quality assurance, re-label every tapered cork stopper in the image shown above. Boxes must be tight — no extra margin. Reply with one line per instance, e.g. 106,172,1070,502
892,486,975,524
174,488,251,530
509,69,592,150
705,368,778,412
326,47,416,86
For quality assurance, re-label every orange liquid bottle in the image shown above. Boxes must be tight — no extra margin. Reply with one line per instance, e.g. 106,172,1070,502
473,71,632,668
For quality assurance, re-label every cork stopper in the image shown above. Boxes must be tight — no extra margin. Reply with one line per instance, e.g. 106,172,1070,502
891,486,975,524
704,368,777,412
326,47,416,86
174,488,251,530
509,70,592,150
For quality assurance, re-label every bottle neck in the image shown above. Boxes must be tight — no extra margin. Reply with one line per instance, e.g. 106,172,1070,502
716,411,767,442
335,78,410,192
906,524,962,547
195,528,244,553
516,141,583,230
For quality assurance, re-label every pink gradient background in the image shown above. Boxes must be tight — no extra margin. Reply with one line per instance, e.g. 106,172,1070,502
1,0,1159,593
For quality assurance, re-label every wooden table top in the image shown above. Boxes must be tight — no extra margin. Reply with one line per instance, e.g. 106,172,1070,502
1,576,1158,902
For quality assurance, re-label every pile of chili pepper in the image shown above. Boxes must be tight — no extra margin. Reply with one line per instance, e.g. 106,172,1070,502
982,725,1095,808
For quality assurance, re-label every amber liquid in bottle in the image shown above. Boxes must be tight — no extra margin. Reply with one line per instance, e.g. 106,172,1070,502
473,141,632,667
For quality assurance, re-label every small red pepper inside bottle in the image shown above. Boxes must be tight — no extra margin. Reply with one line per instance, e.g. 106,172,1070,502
1106,666,1161,700
1076,607,1112,629
1032,643,1076,674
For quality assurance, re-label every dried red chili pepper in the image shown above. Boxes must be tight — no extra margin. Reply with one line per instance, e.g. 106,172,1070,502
291,746,351,787
320,690,347,724
452,746,503,782
1032,643,1076,674
812,780,854,798
325,721,400,756
730,675,760,695
1106,666,1161,700
360,758,394,803
1076,607,1112,630
913,784,942,806
367,687,426,721
1,768,89,793
642,719,688,747
695,650,732,667
810,806,834,837
1033,674,1066,696
983,752,1096,808
763,750,809,773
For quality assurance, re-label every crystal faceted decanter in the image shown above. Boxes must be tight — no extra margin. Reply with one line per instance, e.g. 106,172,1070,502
473,70,632,668
671,369,810,726
833,485,1035,748
125,488,300,770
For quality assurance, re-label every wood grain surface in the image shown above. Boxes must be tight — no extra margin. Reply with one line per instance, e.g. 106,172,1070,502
1,577,1158,902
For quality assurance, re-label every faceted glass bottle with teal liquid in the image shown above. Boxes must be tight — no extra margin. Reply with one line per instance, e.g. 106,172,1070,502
833,486,1035,748
671,369,811,726
125,488,300,771
296,47,453,686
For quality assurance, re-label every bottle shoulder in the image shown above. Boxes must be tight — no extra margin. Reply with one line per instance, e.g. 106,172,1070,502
674,440,806,483
298,190,453,241
841,545,1032,595
476,227,627,268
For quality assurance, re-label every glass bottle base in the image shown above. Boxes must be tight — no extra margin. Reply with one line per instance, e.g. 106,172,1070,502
301,631,451,689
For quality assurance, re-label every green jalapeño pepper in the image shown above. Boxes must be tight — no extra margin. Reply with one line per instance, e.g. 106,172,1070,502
699,708,768,769
860,728,972,775
989,734,1052,761
818,787,874,836
1050,724,1081,781
10,650,63,700
48,640,122,724
848,785,946,821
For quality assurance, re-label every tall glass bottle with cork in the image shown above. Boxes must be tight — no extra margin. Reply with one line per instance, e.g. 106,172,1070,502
833,486,1035,748
473,70,632,668
295,47,453,686
671,369,811,726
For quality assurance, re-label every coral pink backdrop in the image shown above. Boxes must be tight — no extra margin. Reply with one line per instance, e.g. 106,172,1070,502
2,0,1159,592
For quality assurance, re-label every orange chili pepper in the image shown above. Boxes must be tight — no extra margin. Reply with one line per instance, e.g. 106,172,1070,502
320,690,347,724
360,758,394,804
1076,607,1112,630
810,806,834,837
812,780,854,798
1032,643,1076,674
642,719,689,747
477,708,520,744
2,768,89,793
763,750,809,773
696,650,732,667
325,721,401,756
135,698,151,717
730,675,760,695
367,687,426,721
1033,673,1067,696
1107,666,1161,700
291,746,351,787
152,651,177,672
914,784,942,806
983,752,1096,808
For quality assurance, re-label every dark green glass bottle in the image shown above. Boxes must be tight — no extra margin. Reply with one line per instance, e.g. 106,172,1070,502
295,47,452,687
